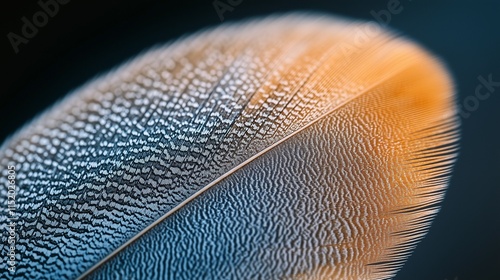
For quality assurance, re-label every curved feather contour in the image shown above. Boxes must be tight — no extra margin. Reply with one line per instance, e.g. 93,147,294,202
0,14,458,280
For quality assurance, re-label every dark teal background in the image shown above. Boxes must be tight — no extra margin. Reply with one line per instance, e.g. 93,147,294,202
1,1,499,279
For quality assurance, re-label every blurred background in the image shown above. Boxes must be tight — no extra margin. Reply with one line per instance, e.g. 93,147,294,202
1,1,499,279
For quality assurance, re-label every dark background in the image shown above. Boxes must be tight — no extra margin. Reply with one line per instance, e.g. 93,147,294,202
1,0,499,279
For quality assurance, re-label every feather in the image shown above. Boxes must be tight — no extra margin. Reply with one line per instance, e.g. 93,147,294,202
0,13,459,280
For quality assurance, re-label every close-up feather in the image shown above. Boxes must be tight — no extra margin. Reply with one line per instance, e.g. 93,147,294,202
0,13,460,279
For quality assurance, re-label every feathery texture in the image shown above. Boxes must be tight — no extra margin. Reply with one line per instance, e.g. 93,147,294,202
0,14,458,279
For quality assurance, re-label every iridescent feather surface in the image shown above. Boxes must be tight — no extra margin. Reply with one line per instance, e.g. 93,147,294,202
0,14,459,280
